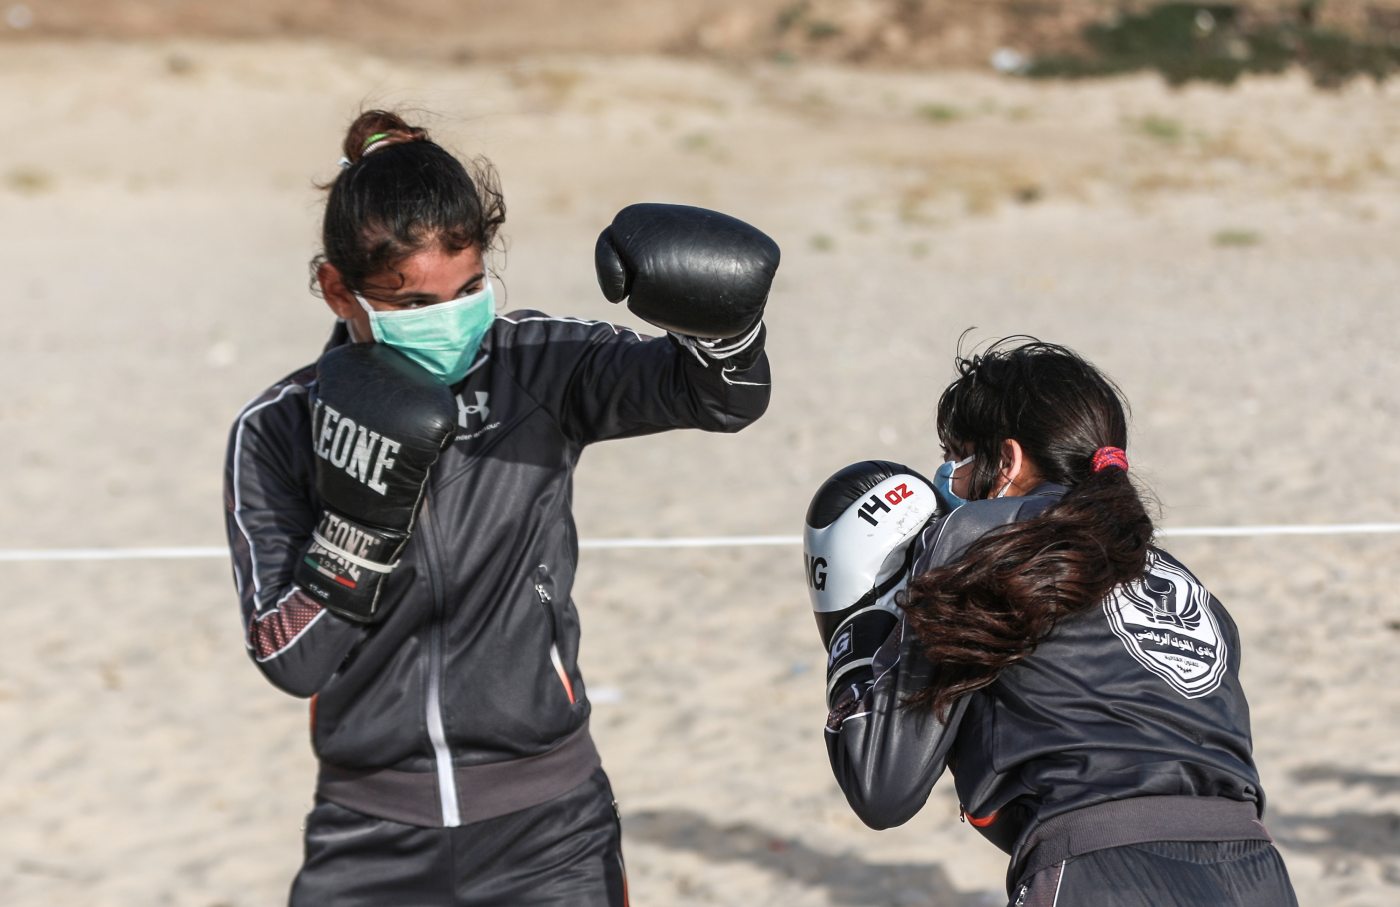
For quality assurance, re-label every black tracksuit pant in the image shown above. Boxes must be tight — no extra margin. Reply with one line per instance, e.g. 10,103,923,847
289,769,627,906
1013,839,1298,907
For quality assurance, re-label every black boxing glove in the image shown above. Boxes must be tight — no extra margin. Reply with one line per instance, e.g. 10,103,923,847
293,344,457,623
804,461,939,707
594,203,779,359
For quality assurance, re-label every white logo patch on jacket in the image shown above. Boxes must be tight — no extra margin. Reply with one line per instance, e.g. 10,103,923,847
455,391,501,442
1103,551,1228,699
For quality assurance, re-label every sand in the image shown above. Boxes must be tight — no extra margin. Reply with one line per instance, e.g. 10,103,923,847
2,38,1398,906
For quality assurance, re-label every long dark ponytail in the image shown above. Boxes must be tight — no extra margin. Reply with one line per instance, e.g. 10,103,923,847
903,338,1154,717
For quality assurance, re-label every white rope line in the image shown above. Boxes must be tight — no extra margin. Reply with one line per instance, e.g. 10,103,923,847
0,546,233,562
0,522,1398,563
1159,523,1400,538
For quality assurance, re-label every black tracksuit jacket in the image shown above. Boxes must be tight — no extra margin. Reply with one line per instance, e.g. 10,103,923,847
825,485,1265,872
224,311,770,827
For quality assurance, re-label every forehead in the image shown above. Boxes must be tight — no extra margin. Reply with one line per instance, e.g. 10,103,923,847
370,244,483,294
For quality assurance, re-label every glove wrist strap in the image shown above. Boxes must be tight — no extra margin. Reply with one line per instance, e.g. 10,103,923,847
702,318,764,358
310,529,397,573
670,318,765,367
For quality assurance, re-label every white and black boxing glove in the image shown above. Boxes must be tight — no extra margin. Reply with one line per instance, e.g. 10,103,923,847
805,461,940,707
294,344,457,623
594,203,779,365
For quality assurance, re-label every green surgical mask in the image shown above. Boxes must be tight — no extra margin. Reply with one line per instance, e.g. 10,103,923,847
354,279,495,385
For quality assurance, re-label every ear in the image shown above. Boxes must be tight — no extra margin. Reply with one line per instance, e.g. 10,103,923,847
318,261,358,321
997,438,1026,496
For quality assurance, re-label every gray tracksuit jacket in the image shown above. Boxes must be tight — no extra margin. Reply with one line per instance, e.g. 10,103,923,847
825,485,1264,876
224,311,769,827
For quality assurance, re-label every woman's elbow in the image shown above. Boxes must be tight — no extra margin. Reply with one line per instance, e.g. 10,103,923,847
845,785,924,830
252,656,328,700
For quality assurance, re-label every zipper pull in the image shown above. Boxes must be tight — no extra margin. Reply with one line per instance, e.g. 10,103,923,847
958,804,967,823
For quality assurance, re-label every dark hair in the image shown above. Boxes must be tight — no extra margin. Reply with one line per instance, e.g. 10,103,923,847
312,110,507,295
903,337,1154,717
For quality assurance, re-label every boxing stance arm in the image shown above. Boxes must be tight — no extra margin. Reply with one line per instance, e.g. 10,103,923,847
805,461,967,829
224,379,367,698
828,492,1068,828
550,202,775,442
825,620,968,829
522,314,771,443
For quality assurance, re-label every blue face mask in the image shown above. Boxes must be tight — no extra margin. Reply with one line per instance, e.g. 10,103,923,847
354,279,495,385
932,455,974,511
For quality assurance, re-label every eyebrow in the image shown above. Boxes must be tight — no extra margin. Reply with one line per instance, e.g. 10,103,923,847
384,271,486,303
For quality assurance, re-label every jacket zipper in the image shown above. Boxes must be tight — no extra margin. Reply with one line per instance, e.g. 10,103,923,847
535,565,576,705
421,494,461,826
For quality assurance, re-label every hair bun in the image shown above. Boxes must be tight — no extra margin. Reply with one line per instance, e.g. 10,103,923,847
341,110,430,166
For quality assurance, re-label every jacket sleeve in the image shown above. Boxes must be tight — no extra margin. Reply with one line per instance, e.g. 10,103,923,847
824,615,968,829
224,380,367,698
499,312,771,444
824,491,1067,828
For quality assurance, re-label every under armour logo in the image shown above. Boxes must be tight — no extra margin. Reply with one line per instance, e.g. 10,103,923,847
458,391,490,427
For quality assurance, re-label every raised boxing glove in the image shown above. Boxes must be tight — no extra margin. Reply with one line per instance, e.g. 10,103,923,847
594,203,780,346
804,461,939,706
294,344,457,622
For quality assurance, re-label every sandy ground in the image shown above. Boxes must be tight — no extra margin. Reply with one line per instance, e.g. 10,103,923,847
2,39,1399,906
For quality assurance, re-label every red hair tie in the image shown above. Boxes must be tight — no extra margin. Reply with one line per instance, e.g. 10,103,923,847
1092,446,1129,473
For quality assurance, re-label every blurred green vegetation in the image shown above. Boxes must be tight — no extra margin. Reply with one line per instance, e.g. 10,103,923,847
1027,2,1400,88
1213,228,1264,247
1134,114,1186,142
916,103,963,124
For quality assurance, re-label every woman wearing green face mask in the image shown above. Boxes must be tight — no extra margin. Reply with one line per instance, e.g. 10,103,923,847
222,109,779,906
314,123,500,383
